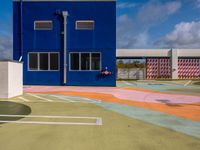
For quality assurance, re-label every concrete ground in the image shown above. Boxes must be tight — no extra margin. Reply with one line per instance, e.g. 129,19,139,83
0,80,200,150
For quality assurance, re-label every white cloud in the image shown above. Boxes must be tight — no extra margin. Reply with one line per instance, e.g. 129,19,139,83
117,14,150,48
0,35,12,60
156,21,200,48
117,2,137,9
197,0,200,8
117,1,182,48
137,1,181,24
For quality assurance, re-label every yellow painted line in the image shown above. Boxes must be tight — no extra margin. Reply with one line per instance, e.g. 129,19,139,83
50,95,76,103
18,97,29,102
184,80,192,86
27,94,53,102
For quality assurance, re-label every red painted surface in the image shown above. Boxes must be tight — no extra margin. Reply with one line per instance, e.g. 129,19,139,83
146,58,171,79
178,59,200,79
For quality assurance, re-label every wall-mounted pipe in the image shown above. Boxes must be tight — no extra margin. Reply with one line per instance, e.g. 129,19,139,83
62,11,68,84
20,0,23,62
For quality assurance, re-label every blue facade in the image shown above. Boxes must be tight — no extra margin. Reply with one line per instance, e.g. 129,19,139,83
13,0,116,86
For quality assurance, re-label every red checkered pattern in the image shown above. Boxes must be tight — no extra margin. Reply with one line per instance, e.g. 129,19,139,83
146,58,171,79
178,59,200,79
146,59,159,79
160,59,171,79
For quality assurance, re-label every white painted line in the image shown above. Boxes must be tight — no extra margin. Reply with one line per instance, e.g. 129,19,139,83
59,95,84,101
18,97,29,102
9,99,19,101
0,120,99,126
51,95,76,103
27,94,53,102
184,80,192,86
81,98,101,103
58,95,101,103
96,117,103,125
0,115,102,126
0,114,98,119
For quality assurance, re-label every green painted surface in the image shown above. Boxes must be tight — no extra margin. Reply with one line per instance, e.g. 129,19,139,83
96,101,200,139
0,100,200,150
117,81,200,96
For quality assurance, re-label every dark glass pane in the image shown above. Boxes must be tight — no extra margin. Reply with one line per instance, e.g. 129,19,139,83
35,21,52,30
81,53,90,70
29,53,38,70
50,53,59,70
91,53,100,70
70,53,79,70
76,21,94,30
39,53,48,70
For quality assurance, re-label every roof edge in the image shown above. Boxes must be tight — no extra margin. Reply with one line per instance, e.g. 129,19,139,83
13,0,116,2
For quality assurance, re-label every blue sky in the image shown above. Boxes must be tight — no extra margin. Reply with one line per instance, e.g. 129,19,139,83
0,0,200,59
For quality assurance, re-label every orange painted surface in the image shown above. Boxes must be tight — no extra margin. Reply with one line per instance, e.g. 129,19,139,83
123,87,198,96
30,90,200,122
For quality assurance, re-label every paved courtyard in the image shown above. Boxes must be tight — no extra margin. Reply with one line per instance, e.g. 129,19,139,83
0,80,200,150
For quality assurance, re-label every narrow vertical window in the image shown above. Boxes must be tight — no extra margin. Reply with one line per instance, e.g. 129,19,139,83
50,53,59,70
29,53,38,70
91,53,100,70
39,53,49,70
81,53,90,70
70,53,79,70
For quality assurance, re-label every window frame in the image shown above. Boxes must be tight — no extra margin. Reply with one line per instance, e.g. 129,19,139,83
28,53,39,71
70,52,80,71
34,20,53,30
91,53,101,71
69,52,101,71
76,20,95,30
50,53,60,71
28,52,60,71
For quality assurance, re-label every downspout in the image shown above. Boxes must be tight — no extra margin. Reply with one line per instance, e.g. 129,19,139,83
62,11,68,84
19,0,23,62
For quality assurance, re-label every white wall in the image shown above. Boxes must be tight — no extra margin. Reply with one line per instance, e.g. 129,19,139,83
117,49,171,58
116,49,200,58
116,49,200,79
0,62,9,98
117,68,146,80
171,49,178,79
0,61,23,98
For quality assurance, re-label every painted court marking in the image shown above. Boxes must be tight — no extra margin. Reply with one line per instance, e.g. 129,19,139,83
81,97,102,103
0,115,102,126
50,95,76,103
27,94,53,102
18,97,29,102
15,94,101,104
184,80,192,86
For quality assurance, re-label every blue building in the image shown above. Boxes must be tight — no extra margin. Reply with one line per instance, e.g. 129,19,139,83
13,0,116,86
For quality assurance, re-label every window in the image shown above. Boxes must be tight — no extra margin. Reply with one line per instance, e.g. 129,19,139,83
91,53,100,70
81,53,90,70
70,52,101,71
76,20,95,30
29,53,38,70
50,53,59,70
70,53,79,70
28,52,59,71
34,21,53,30
39,53,48,70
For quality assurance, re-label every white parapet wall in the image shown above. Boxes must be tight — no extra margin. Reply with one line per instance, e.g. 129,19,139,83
117,49,200,79
0,61,23,98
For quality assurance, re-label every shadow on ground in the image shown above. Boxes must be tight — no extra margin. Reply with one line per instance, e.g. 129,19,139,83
0,101,31,124
156,99,182,107
193,81,200,85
